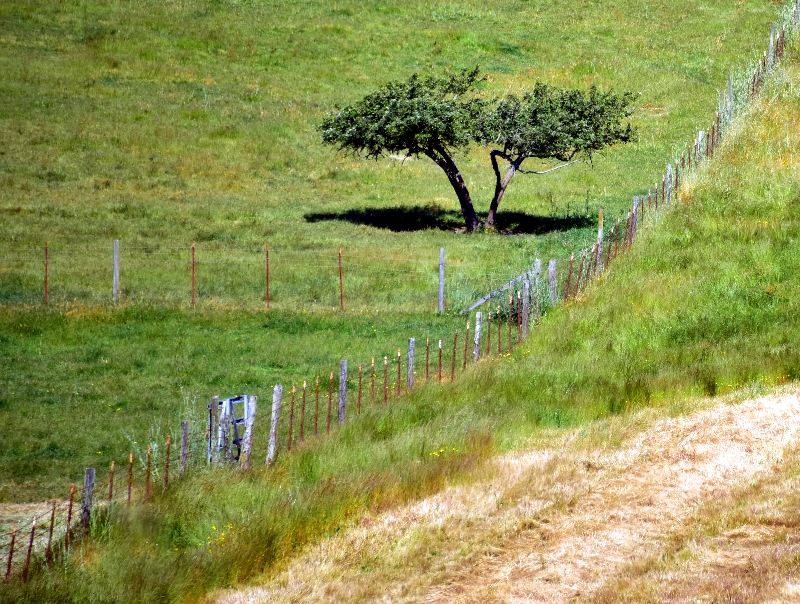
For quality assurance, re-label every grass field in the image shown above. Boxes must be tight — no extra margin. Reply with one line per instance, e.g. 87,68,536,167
0,0,786,503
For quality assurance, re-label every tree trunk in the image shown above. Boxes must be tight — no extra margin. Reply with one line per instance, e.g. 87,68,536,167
427,147,480,232
488,150,519,228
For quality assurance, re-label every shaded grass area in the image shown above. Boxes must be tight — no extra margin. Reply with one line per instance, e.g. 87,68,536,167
5,33,800,604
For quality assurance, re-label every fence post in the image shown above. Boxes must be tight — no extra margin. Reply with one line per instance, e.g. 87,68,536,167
240,395,256,471
474,311,483,361
207,396,219,465
438,247,445,314
81,468,95,532
220,401,231,463
521,281,530,338
287,386,295,452
338,360,347,425
180,420,189,476
45,500,55,564
548,260,557,304
22,517,36,582
5,525,16,581
327,372,333,433
463,321,470,370
666,164,673,205
596,208,604,273
267,385,282,465
112,239,120,301
407,338,415,391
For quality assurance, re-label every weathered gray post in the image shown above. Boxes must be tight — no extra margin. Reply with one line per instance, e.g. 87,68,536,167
267,385,282,465
473,311,482,361
81,468,95,532
240,395,257,471
596,208,604,273
407,338,415,391
209,395,219,465
338,360,347,425
438,247,445,314
548,260,557,304
219,400,231,463
521,280,530,339
697,130,705,163
666,164,673,205
112,239,120,301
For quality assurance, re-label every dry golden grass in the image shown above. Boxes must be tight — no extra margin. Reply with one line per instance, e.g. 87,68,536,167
214,386,800,603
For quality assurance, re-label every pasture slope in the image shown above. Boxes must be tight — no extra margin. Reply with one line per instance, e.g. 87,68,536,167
3,1,800,603
0,0,784,500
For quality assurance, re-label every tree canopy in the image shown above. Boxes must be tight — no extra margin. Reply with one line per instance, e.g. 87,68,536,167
319,68,485,230
320,69,635,232
477,83,635,226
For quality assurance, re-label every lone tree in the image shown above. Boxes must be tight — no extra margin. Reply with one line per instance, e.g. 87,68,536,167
319,68,485,232
478,82,635,227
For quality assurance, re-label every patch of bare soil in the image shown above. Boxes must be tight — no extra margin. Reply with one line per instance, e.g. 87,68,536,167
217,388,800,604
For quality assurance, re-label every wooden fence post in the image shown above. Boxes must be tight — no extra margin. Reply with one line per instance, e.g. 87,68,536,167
240,395,256,471
113,239,120,301
521,282,530,339
548,260,557,304
300,382,307,441
267,384,282,465
486,310,491,356
164,435,171,489
220,401,231,463
338,360,347,425
5,525,16,581
207,396,218,465
497,305,502,355
370,360,375,407
65,485,74,552
666,164,673,205
407,339,415,391
81,468,95,532
565,253,574,301
438,247,445,314
22,517,36,582
314,376,320,436
474,311,483,361
438,340,443,382
180,420,189,476
451,330,458,380
396,349,402,395
357,365,362,413
44,242,49,305
338,248,344,311
383,356,388,404
463,321,470,371
425,338,430,381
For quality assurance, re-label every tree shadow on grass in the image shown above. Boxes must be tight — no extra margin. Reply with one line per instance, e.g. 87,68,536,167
304,205,594,235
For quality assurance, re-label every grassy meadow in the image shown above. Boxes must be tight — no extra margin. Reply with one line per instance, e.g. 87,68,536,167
6,27,800,604
0,0,787,503
1,0,800,601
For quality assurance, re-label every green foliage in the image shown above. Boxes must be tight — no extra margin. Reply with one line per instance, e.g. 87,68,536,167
319,67,485,160
480,82,636,164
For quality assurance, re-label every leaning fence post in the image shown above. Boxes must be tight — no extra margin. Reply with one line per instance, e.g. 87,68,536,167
473,311,483,361
81,468,95,532
112,239,120,301
240,395,256,471
407,339,415,391
22,517,36,582
267,385,282,465
5,525,16,581
438,247,445,314
180,420,189,476
548,260,557,304
338,360,347,425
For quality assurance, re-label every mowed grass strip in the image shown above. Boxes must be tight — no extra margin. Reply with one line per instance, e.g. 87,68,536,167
4,26,800,604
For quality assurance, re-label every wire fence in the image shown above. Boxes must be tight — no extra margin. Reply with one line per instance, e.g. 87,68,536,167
2,10,795,587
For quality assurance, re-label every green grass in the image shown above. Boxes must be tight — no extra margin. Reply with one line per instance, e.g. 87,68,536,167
0,0,789,502
4,19,800,604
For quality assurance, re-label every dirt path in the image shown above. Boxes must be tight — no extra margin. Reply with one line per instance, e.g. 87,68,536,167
218,388,800,603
